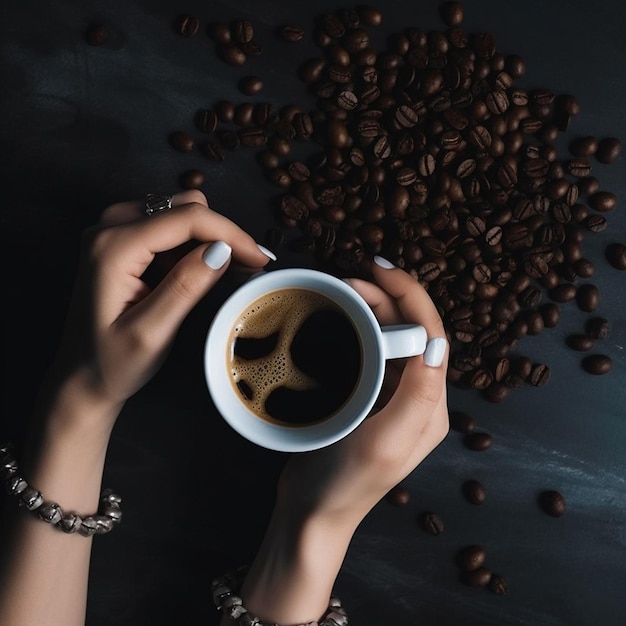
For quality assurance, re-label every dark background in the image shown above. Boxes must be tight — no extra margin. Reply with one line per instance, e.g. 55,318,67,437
1,1,625,625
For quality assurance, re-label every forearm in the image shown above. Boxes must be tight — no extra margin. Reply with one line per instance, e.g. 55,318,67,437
226,501,358,626
0,374,120,626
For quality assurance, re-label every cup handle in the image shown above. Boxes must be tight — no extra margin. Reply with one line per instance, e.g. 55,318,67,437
380,324,428,359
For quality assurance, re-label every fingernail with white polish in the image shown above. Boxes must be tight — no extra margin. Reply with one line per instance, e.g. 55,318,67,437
256,243,277,261
374,255,396,270
203,241,232,270
424,337,447,367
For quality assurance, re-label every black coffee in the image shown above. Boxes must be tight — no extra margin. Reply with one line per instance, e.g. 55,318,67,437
228,288,361,425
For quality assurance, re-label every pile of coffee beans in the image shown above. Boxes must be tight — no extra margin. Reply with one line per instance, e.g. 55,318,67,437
170,2,621,401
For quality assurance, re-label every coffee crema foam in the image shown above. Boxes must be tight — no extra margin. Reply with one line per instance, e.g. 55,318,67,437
229,289,339,422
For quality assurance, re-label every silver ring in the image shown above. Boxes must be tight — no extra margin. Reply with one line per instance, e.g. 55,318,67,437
144,193,173,216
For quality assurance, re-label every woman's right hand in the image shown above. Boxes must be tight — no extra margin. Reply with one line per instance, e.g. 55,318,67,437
240,259,449,625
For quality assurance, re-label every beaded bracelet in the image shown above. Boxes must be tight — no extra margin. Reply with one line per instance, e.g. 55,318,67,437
1,443,122,536
212,565,348,626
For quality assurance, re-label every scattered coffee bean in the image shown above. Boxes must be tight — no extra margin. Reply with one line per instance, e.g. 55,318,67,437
569,135,598,157
281,24,305,42
586,317,610,339
456,545,486,572
207,22,231,43
217,42,247,66
539,489,566,517
239,76,263,96
588,191,617,212
566,334,594,352
176,14,200,38
462,480,486,505
539,302,560,328
605,243,626,270
595,137,622,164
460,566,492,588
420,511,444,535
489,574,508,595
439,1,464,26
196,108,218,133
529,363,551,387
85,23,109,46
169,131,194,152
449,411,475,434
179,169,205,189
386,485,410,507
576,284,600,312
464,432,493,451
582,354,612,375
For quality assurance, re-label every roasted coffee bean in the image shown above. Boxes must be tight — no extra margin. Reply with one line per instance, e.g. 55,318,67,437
203,141,226,161
588,191,617,212
464,432,493,451
321,12,345,38
456,545,486,572
539,490,566,517
576,283,599,312
207,22,231,43
280,195,308,220
586,214,607,232
281,24,305,42
539,302,560,328
586,317,611,339
595,137,622,164
179,169,205,189
239,39,263,57
577,176,600,196
214,100,234,123
439,1,464,26
569,135,598,157
231,19,254,43
216,129,241,150
217,42,247,66
470,369,493,390
606,242,626,270
582,354,612,375
461,567,492,588
357,5,383,26
238,127,267,148
483,382,510,402
449,411,476,434
566,334,594,352
549,283,577,303
85,23,110,46
385,485,410,507
462,480,486,505
573,258,595,278
529,363,551,387
489,575,508,595
568,158,592,177
239,75,263,96
177,14,200,37
420,511,444,535
169,131,194,153
196,108,218,133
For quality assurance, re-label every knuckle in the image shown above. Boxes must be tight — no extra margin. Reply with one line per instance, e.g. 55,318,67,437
183,189,208,207
166,263,202,302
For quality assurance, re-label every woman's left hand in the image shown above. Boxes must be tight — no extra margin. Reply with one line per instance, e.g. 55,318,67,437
48,190,273,422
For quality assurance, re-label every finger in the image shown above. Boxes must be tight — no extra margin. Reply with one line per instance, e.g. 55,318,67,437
116,240,232,343
99,190,209,226
110,201,273,273
344,278,403,325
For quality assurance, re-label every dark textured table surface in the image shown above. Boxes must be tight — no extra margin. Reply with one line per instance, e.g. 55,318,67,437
1,1,625,625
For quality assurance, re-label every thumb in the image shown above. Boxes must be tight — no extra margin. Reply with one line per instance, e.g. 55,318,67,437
129,240,232,342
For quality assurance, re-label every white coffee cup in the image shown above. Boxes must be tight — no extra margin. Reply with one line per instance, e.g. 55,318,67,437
204,268,427,452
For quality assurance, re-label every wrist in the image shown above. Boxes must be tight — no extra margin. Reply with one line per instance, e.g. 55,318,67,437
240,500,357,625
